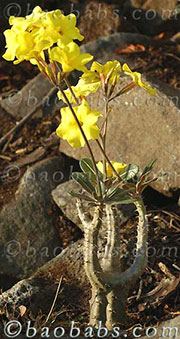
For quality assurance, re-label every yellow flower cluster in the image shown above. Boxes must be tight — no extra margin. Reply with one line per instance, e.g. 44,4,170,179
3,6,92,72
3,6,156,151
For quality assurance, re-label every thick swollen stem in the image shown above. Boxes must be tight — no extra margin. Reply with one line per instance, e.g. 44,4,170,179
78,199,147,327
77,201,109,327
106,287,129,330
89,287,107,327
104,198,148,287
76,201,105,289
103,205,120,271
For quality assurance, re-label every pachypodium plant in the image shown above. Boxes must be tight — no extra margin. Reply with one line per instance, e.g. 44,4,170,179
3,6,157,330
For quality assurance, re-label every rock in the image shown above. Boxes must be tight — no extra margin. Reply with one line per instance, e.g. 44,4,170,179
52,180,84,231
80,32,156,67
123,1,163,35
52,180,135,232
159,13,180,35
78,0,137,44
59,33,180,195
0,155,75,282
34,239,87,288
0,239,87,338
123,0,178,35
0,239,88,311
0,73,56,119
140,315,180,339
131,0,178,19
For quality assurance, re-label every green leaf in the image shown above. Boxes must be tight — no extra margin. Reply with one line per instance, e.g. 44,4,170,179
100,180,106,196
80,158,98,183
105,195,135,205
136,159,157,193
142,177,157,186
105,182,121,197
72,172,95,194
80,158,103,182
139,177,157,193
69,191,96,202
104,187,133,203
120,164,139,181
141,159,157,177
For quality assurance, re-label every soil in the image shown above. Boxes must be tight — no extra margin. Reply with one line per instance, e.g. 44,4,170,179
0,0,180,336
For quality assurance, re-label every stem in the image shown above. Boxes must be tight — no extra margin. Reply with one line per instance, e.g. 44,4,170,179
64,77,79,105
76,201,108,328
58,85,102,197
108,81,135,102
104,197,148,286
102,97,108,180
89,288,107,328
100,108,112,134
106,287,128,330
55,61,79,105
103,205,120,271
76,200,105,289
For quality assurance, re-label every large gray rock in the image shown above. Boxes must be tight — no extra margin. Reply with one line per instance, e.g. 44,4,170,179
59,33,180,195
0,239,86,339
0,239,87,316
0,156,72,282
140,315,180,339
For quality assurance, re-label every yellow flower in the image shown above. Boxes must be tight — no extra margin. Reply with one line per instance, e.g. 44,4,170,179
122,63,156,95
91,60,121,84
3,9,49,63
57,61,122,105
10,7,84,47
56,99,102,148
30,10,84,48
57,77,99,104
97,161,127,178
49,42,93,73
50,12,84,46
3,29,36,63
9,6,43,30
69,60,121,95
3,6,85,64
77,72,102,93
